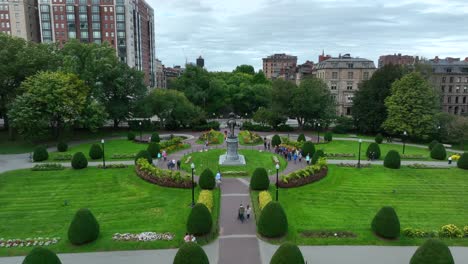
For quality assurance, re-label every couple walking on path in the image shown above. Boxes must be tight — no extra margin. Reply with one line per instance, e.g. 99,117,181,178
237,204,251,223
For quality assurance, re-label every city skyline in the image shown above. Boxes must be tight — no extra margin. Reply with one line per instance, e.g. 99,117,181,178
151,0,468,71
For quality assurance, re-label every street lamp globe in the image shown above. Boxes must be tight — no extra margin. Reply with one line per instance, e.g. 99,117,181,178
191,163,195,169
101,139,105,144
359,139,362,143
275,163,280,170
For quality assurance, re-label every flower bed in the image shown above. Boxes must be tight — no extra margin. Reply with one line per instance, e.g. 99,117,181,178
325,153,355,158
403,228,438,238
407,163,448,169
197,190,214,212
31,163,65,171
97,164,128,169
239,130,263,145
272,156,280,164
279,158,328,188
300,231,357,238
0,237,60,248
402,224,468,239
135,158,192,188
258,191,272,211
184,156,192,164
112,232,174,242
337,163,371,168
280,137,303,149
53,154,73,161
198,129,223,145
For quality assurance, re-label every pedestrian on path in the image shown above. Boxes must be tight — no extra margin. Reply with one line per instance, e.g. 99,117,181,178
267,141,271,150
448,156,452,164
293,152,298,164
298,151,302,162
306,154,310,165
162,150,167,161
216,171,222,187
184,233,191,242
238,204,245,223
246,205,251,220
264,140,267,150
176,160,181,170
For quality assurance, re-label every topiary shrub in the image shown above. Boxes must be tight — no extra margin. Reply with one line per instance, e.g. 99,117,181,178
324,132,333,142
22,247,62,264
187,203,212,236
127,132,136,140
147,142,161,158
258,201,288,238
68,208,100,245
199,168,215,190
371,206,400,239
33,146,48,162
57,141,68,152
410,239,454,264
430,143,447,161
173,242,209,264
366,143,381,159
88,144,103,160
297,134,306,142
270,242,305,264
250,168,270,190
428,140,439,151
457,152,468,170
135,150,152,164
71,152,88,169
384,150,401,169
150,132,160,143
302,141,315,157
375,133,383,144
272,134,281,147
311,149,325,165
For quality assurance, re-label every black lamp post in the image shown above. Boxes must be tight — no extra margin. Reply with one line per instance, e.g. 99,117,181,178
191,163,195,207
317,123,321,143
403,131,407,154
101,139,106,169
275,163,280,201
357,139,362,168
139,121,142,141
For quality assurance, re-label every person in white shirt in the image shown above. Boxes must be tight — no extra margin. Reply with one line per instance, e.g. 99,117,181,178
246,205,252,220
215,171,222,187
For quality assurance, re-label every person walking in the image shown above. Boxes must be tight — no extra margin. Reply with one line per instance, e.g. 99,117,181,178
215,171,222,187
448,156,452,165
238,204,245,223
176,160,181,170
306,154,310,165
162,150,167,161
298,151,302,162
246,205,251,220
264,140,267,150
293,152,298,164
267,141,271,150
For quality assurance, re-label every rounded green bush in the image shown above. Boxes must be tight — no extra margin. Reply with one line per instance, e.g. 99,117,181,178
89,143,103,160
410,239,454,264
457,152,468,170
375,133,383,144
68,208,100,245
258,201,288,238
187,203,212,236
272,135,281,147
33,146,48,162
302,141,315,157
297,134,306,142
199,168,215,190
173,242,209,264
371,206,400,239
135,150,152,164
127,132,136,140
22,247,62,264
57,141,68,152
250,168,270,190
311,149,325,165
384,150,401,169
366,143,381,159
150,132,160,143
71,152,88,169
324,131,333,142
270,242,305,264
428,140,439,151
147,142,161,158
430,143,446,161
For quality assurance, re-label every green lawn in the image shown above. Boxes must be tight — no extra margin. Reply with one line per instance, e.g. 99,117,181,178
0,167,219,256
275,165,468,246
180,149,287,176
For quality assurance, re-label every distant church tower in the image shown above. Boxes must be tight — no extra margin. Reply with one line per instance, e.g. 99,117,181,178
196,56,205,68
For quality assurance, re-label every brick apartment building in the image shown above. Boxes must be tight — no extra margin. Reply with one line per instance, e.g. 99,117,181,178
262,53,297,80
0,0,40,42
378,53,419,68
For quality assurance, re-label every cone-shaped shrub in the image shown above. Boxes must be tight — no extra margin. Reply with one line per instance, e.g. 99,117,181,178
410,239,454,264
258,201,288,238
173,242,209,264
270,242,305,264
57,141,68,152
71,152,88,169
375,133,383,144
311,149,325,165
22,247,62,264
250,168,270,190
457,152,468,170
430,143,447,160
68,208,100,245
199,168,215,190
428,140,439,151
33,146,48,162
366,143,381,159
151,132,160,143
187,203,212,236
89,144,103,160
302,141,315,157
384,150,401,169
324,132,333,142
272,134,281,147
127,132,136,140
147,142,161,158
371,206,400,239
135,150,152,164
297,134,306,142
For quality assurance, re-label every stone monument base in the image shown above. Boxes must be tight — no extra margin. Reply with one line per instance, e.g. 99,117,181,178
218,154,246,166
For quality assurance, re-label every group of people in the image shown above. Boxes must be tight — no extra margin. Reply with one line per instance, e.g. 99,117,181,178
263,137,271,150
237,204,251,223
166,159,181,170
183,233,197,243
368,151,377,161
274,146,310,164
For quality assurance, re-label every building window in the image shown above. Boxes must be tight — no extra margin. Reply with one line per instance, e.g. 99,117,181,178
110,15,113,20
93,31,100,38
116,6,124,13
41,13,50,20
92,0,99,4
441,85,445,92
457,77,462,83
79,0,86,4
117,31,125,37
449,86,453,93
55,23,59,28
60,6,63,12
40,5,49,12
446,68,452,73
465,86,468,93
456,86,460,93
92,22,100,29
92,6,99,13
109,7,113,12
347,82,353,90
104,6,107,12
116,14,124,21
442,77,446,83
110,32,114,37
80,31,88,38
61,23,65,28
79,6,87,12
79,14,87,21
463,97,466,104
347,72,353,79
54,15,58,20
332,72,338,79
346,108,352,115
92,14,100,21
363,72,369,80
66,5,74,12
68,31,76,38
448,96,451,103
105,31,108,37
456,97,459,104
347,63,354,69
450,77,454,83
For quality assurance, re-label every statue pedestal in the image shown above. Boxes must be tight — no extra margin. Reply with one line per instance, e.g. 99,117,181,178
219,137,246,166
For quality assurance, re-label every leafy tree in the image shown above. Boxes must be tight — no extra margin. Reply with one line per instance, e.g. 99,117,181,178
271,135,282,147
147,142,160,158
446,115,468,150
253,107,287,128
252,70,269,84
233,65,255,75
383,72,439,139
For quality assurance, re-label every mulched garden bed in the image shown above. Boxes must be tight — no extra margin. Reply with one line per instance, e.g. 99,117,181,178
135,166,193,189
300,230,357,238
278,168,328,188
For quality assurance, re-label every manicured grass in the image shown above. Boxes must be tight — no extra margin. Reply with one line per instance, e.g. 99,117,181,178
180,149,287,176
276,165,468,246
0,166,219,256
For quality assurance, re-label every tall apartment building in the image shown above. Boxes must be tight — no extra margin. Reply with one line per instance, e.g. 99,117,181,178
37,0,155,86
0,0,40,42
154,58,165,88
315,54,376,116
429,56,468,115
378,53,419,68
262,53,297,80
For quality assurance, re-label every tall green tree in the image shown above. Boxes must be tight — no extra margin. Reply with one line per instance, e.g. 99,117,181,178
382,72,439,139
233,65,255,75
352,64,404,133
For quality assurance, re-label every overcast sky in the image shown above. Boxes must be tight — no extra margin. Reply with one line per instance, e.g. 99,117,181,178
150,0,468,72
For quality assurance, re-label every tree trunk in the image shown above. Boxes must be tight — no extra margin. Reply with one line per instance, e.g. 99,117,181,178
113,119,120,128
296,117,304,129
